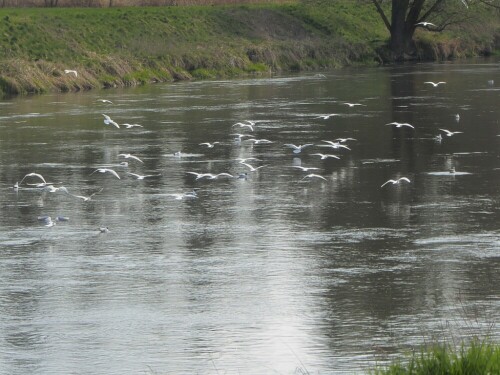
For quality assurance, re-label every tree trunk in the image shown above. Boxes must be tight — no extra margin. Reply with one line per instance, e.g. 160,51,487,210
389,0,415,60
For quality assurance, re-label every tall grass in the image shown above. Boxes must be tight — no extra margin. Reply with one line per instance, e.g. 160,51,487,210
371,339,500,375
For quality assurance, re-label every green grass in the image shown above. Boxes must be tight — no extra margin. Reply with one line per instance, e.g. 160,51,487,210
0,1,498,96
371,339,500,375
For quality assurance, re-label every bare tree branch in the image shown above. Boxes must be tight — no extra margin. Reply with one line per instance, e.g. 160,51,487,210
371,0,392,32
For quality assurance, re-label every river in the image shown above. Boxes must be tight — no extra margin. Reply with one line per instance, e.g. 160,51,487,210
0,59,499,374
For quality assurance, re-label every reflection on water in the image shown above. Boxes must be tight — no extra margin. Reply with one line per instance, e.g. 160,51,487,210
0,60,499,374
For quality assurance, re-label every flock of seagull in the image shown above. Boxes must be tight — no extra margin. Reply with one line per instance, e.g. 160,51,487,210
12,76,488,232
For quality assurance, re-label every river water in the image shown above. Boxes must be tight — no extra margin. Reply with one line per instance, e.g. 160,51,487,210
0,60,499,374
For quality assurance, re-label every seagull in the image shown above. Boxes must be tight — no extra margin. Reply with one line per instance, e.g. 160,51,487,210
19,172,47,186
102,114,120,128
335,137,357,143
235,157,261,164
241,163,267,172
187,172,233,180
64,69,78,77
320,140,351,150
199,142,220,148
90,168,121,179
122,123,143,129
118,153,143,163
311,153,341,160
424,81,446,87
315,114,340,119
127,172,160,180
284,143,314,154
232,122,254,131
232,133,253,142
291,166,320,172
99,227,110,233
415,21,437,27
434,134,443,142
97,99,113,104
380,177,411,188
439,128,464,137
247,138,273,144
71,188,103,202
302,174,327,181
386,122,415,129
344,102,364,107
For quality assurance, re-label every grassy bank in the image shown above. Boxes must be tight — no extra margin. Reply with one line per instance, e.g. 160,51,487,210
371,339,500,375
0,1,499,97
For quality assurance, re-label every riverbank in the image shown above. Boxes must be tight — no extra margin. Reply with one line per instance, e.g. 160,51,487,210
0,0,499,97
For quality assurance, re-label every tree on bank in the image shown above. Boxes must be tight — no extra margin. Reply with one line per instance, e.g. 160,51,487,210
369,0,500,60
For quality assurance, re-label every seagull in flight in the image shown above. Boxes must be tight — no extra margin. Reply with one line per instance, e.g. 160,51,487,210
344,102,365,107
99,227,110,233
71,188,104,202
291,166,320,172
415,21,437,27
187,172,233,180
19,172,47,186
439,128,464,137
386,122,415,129
284,143,314,154
199,142,220,148
122,123,143,129
235,157,261,164
232,121,254,131
311,153,341,160
424,81,446,87
247,138,273,144
241,163,267,172
380,177,411,188
64,69,78,77
118,153,143,163
316,114,340,120
335,137,357,143
90,168,121,179
320,140,351,150
97,99,113,104
127,172,160,180
102,114,120,128
302,174,327,181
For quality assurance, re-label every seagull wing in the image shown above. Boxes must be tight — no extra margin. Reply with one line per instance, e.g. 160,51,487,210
380,180,396,187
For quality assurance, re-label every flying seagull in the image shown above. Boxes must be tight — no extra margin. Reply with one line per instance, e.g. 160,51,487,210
424,81,446,87
102,114,120,128
127,172,160,180
19,172,47,186
199,142,220,148
71,188,104,202
311,153,341,160
302,174,327,181
439,128,464,137
90,168,121,179
118,153,144,163
284,143,314,154
380,177,411,188
415,21,437,28
64,69,78,77
97,99,113,104
241,163,267,172
386,122,415,129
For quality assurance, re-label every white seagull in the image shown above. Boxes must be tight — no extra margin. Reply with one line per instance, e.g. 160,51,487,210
344,102,365,107
241,163,267,172
386,122,415,129
316,113,340,120
232,122,254,131
439,128,464,137
71,188,104,202
291,166,320,172
415,21,437,27
187,172,233,180
302,174,327,181
247,138,273,144
335,137,357,143
122,123,143,129
311,153,341,160
118,153,144,163
64,69,78,77
90,168,121,179
102,114,120,128
321,140,351,150
127,172,160,180
424,81,446,87
284,143,314,154
97,99,113,104
19,172,47,186
199,142,220,148
380,177,411,188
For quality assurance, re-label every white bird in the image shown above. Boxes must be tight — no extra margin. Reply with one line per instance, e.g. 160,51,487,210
335,137,357,143
97,99,113,104
424,81,446,87
199,142,220,148
64,69,78,77
122,123,143,128
247,138,273,144
187,172,233,180
19,172,47,186
241,163,267,172
291,166,320,172
232,133,253,142
311,153,341,160
169,190,198,200
380,177,411,188
415,21,437,27
71,188,103,202
316,113,340,119
232,122,254,131
90,168,121,179
344,102,365,107
118,153,144,163
235,157,261,164
320,140,351,150
284,143,314,154
302,174,327,181
127,172,160,180
439,128,464,137
102,114,120,128
99,227,110,233
386,122,415,129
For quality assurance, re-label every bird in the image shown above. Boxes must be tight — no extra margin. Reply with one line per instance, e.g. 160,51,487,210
71,188,103,202
335,137,357,143
122,123,143,129
320,140,351,150
380,177,411,188
291,166,320,172
90,168,121,179
415,21,437,27
102,114,120,128
97,99,113,104
19,172,47,186
311,153,341,160
284,143,314,154
315,114,339,119
386,122,415,129
187,172,233,180
64,69,78,77
434,134,443,142
235,157,261,164
241,163,267,172
344,102,364,107
424,81,446,87
232,122,254,131
232,133,253,142
118,153,144,163
127,172,160,180
455,114,460,122
302,174,327,181
99,227,110,233
439,128,464,137
247,138,273,144
199,142,220,148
